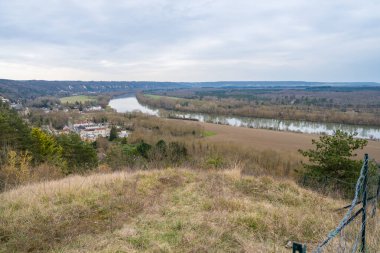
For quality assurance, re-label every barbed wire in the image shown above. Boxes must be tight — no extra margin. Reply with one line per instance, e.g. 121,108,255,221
312,157,380,253
317,188,376,253
302,174,356,186
350,194,378,253
370,172,380,217
314,161,367,253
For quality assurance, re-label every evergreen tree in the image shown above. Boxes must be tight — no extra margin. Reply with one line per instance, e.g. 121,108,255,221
57,133,98,174
30,128,66,169
109,126,118,141
0,101,33,160
299,130,367,185
136,141,151,158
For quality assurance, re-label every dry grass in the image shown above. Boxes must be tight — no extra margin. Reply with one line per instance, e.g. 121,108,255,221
174,119,380,161
1,168,377,252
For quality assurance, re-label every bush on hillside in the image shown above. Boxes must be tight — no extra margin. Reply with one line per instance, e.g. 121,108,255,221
56,133,98,174
0,150,32,190
299,130,368,192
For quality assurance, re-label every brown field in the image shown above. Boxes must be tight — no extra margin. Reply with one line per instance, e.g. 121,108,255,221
170,119,380,161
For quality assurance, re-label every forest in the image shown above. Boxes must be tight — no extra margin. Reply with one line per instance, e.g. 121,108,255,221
137,87,380,126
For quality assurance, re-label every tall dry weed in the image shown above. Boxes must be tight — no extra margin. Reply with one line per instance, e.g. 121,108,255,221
0,150,32,190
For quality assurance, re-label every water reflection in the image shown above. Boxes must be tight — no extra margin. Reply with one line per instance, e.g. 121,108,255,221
109,96,159,115
109,96,380,140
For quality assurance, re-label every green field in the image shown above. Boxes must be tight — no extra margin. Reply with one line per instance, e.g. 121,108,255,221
202,130,216,137
60,95,96,104
146,94,179,100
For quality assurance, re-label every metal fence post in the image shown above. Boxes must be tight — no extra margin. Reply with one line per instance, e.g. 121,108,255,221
360,154,369,253
376,164,380,202
293,242,307,253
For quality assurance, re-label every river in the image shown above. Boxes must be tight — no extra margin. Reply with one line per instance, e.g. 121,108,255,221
108,96,380,140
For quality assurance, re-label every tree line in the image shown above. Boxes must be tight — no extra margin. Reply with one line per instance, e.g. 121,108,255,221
0,101,98,190
137,93,380,127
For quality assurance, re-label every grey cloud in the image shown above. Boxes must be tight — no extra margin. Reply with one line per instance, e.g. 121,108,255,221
0,0,379,81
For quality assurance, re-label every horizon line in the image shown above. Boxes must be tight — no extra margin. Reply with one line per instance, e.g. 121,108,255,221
1,78,380,84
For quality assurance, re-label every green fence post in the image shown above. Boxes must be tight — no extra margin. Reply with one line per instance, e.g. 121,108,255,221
293,242,307,253
360,154,369,253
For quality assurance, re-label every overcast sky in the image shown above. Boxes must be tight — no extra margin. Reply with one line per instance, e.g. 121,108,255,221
0,0,379,82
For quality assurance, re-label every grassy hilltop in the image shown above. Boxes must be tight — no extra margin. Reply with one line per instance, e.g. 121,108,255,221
3,167,373,253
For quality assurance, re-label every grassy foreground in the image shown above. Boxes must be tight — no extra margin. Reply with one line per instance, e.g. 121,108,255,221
0,169,378,252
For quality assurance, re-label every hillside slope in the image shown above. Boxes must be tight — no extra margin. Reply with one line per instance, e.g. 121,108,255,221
0,168,375,252
1,79,379,100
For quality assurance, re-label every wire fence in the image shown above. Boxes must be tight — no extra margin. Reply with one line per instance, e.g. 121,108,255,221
294,154,380,253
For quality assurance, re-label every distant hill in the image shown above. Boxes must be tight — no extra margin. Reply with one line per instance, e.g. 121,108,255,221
1,79,379,100
186,81,380,88
0,79,191,100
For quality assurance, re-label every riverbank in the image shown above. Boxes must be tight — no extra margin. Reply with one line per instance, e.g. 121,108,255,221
109,96,380,140
137,92,380,127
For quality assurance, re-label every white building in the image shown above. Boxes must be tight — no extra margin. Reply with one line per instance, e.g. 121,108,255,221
85,106,103,111
0,96,10,104
80,126,111,141
118,130,130,138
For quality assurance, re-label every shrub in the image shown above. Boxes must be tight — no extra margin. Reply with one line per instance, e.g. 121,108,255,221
0,150,32,190
136,141,151,158
206,156,224,169
56,133,98,174
299,130,367,191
